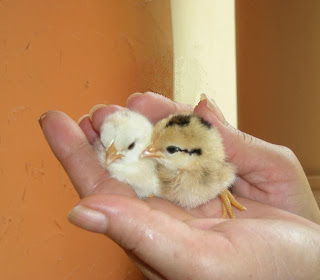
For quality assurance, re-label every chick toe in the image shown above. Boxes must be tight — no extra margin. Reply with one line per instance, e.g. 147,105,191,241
227,190,246,211
220,189,246,219
221,201,228,219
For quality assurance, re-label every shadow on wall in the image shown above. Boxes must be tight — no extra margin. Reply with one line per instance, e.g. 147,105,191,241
0,1,173,279
236,0,320,201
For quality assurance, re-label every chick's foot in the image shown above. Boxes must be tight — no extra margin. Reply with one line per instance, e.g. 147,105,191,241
220,190,246,219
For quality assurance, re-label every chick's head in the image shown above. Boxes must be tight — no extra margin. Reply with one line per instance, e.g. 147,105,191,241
100,110,153,167
143,113,226,171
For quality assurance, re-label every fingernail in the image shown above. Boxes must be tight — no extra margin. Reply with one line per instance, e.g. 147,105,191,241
38,113,46,128
89,104,107,121
126,92,143,107
67,205,108,234
77,114,89,124
200,93,227,125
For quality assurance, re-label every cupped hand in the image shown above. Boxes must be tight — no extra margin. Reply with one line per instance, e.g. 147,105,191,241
70,194,320,280
41,91,320,222
40,106,320,280
122,92,320,224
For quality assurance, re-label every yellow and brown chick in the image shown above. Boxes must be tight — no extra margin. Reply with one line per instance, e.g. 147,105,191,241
142,113,246,218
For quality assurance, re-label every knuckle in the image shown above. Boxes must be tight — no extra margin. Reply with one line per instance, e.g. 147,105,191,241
278,145,294,156
60,140,89,162
277,145,299,164
236,129,256,146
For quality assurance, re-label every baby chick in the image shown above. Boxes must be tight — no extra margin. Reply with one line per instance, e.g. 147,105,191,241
141,113,246,218
95,109,160,198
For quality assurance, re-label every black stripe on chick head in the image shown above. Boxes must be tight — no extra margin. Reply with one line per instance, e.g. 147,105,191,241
181,148,202,156
189,148,202,155
166,115,191,127
167,145,202,156
196,116,212,129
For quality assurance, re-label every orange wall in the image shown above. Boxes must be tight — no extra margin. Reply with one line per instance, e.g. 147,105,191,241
236,1,320,204
0,1,172,279
236,1,320,175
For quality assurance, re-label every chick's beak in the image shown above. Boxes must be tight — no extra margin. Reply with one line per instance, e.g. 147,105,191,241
141,144,163,158
106,143,123,166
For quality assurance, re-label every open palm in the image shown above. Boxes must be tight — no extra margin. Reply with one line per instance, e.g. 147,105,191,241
76,92,319,222
40,92,320,279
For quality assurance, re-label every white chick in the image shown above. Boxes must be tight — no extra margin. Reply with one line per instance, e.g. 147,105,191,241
141,113,246,218
95,109,160,198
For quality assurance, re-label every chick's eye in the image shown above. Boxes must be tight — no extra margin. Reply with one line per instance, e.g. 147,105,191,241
128,142,135,150
166,146,180,154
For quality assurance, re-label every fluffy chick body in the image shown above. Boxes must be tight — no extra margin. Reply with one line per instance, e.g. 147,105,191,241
144,113,236,209
96,109,160,198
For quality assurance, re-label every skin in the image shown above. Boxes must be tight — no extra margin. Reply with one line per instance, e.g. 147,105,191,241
40,92,320,279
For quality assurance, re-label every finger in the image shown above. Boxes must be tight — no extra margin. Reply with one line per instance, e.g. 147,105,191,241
194,99,320,224
127,251,166,280
194,100,291,177
40,110,135,198
232,176,272,203
126,92,192,124
90,104,123,132
78,115,99,144
68,195,228,280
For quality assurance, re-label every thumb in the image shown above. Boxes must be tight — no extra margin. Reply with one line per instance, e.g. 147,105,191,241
67,195,224,280
194,96,296,177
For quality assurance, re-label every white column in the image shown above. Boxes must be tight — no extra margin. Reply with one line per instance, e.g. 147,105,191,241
171,0,237,127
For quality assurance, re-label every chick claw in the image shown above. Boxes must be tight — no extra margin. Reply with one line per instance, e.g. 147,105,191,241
220,190,246,219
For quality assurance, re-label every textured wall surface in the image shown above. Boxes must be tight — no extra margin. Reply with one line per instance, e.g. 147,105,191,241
0,1,172,279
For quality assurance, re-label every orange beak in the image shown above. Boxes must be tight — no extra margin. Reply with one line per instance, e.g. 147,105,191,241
141,144,163,158
106,142,123,165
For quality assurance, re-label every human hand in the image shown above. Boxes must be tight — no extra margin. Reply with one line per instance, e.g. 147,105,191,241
41,91,320,223
122,92,320,224
69,194,320,280
39,93,320,279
